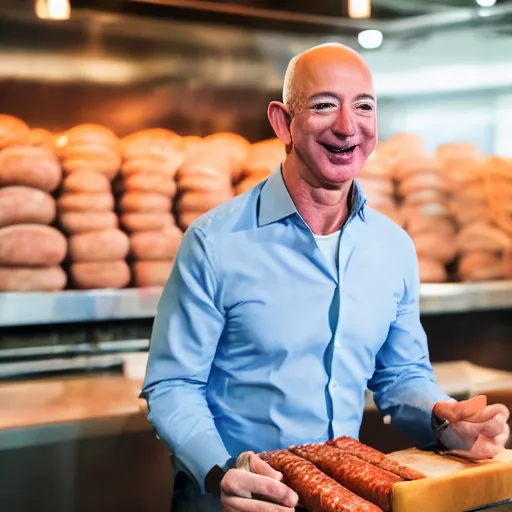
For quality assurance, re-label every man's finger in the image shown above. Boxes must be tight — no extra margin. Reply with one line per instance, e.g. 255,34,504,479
250,453,284,481
222,495,295,512
473,405,510,438
221,470,298,508
435,396,487,423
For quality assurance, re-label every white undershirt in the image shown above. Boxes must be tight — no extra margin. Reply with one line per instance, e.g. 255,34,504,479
313,229,342,276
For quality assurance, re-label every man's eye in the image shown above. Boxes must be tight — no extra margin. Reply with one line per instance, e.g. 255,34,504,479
358,103,374,111
313,103,335,110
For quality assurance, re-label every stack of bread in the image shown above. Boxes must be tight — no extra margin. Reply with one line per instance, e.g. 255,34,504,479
386,134,456,283
438,144,512,282
235,138,286,194
119,128,185,287
357,147,399,225
176,133,243,230
56,124,131,289
0,114,67,291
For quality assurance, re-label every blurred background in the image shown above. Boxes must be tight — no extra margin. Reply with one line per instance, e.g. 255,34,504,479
0,1,512,510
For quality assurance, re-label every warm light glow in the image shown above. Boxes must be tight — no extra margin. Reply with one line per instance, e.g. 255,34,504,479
358,29,383,49
476,0,496,6
348,0,371,19
35,0,70,20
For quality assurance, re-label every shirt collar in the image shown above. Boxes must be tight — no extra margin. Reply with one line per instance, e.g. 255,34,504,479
258,166,367,227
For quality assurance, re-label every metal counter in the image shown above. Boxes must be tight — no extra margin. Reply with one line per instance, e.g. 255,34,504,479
1,281,512,327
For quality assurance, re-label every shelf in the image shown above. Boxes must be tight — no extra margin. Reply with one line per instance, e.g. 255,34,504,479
2,281,512,327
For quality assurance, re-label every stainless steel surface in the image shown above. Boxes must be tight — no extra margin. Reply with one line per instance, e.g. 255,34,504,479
1,281,512,327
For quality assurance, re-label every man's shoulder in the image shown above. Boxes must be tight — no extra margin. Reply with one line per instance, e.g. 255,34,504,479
187,182,263,237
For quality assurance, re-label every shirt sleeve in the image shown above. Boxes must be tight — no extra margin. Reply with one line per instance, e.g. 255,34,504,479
367,237,452,448
140,226,231,493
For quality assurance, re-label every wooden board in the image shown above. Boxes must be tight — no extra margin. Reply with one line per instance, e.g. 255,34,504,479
388,448,512,512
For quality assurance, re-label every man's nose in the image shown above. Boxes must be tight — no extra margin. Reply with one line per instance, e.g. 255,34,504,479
333,106,355,137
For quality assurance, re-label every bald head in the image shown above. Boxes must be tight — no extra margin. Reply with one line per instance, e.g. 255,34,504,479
283,43,372,115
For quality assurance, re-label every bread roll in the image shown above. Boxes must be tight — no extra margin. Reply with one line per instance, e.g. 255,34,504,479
362,190,396,210
418,258,448,283
178,170,232,194
120,213,175,232
394,155,441,181
0,145,62,192
456,222,511,253
235,175,267,195
178,211,203,230
28,128,55,149
59,212,118,234
119,192,171,213
357,177,394,197
68,229,130,263
447,198,490,226
71,260,131,289
0,266,67,291
56,123,120,148
402,189,446,206
58,193,114,212
398,173,451,197
62,171,112,194
123,171,177,197
405,214,456,238
436,142,486,164
0,225,67,266
244,138,286,178
458,251,504,282
411,232,457,263
182,136,202,157
0,114,30,149
133,260,173,287
0,186,56,227
401,202,449,224
130,227,182,261
178,190,234,213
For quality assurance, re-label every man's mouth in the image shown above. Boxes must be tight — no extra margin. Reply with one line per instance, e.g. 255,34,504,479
319,142,358,154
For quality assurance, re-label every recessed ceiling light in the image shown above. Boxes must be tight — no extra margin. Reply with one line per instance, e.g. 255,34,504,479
358,29,383,49
476,0,496,7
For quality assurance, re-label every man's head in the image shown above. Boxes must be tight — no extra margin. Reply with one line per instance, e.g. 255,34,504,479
268,43,377,188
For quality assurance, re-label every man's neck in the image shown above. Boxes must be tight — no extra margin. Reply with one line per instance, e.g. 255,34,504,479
282,160,353,236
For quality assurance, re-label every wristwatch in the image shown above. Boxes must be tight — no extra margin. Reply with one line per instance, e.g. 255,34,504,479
431,410,450,448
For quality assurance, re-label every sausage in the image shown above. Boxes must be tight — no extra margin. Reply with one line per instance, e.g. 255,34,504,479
62,170,112,193
328,437,425,481
59,212,118,234
0,145,62,192
0,186,56,227
133,261,173,287
58,193,114,212
289,444,401,511
130,227,182,261
119,192,171,213
0,114,30,149
70,260,131,289
123,172,178,197
0,225,67,266
260,450,381,512
0,266,67,291
120,213,175,232
68,229,130,263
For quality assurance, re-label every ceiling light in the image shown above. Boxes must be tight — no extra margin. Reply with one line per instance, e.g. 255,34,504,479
475,0,496,7
35,0,70,20
348,0,371,19
358,29,383,50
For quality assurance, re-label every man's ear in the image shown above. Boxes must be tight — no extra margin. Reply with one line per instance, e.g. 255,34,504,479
267,101,292,146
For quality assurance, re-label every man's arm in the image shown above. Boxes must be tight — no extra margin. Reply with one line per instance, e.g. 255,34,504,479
367,238,452,448
140,226,231,493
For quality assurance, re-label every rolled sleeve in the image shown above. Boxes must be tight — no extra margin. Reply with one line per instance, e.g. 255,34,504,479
141,225,230,493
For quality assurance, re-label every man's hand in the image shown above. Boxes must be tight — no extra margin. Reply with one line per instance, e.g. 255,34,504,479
220,451,299,512
434,395,510,460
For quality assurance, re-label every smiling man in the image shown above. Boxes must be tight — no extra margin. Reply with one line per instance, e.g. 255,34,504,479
141,43,510,512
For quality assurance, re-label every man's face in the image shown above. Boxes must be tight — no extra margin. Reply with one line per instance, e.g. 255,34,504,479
289,56,377,187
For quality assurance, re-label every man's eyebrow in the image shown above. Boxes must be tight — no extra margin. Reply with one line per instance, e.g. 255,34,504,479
354,93,376,103
308,92,376,103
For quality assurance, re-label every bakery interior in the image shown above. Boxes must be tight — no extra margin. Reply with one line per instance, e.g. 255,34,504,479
1,0,512,510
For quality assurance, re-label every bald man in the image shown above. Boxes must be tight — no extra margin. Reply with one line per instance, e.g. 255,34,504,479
141,44,510,512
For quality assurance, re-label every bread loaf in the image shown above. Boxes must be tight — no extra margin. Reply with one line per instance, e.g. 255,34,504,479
0,266,67,291
0,225,67,266
71,260,131,289
59,212,118,234
119,192,171,213
418,258,448,283
62,170,112,193
0,114,30,149
0,186,56,227
455,222,511,253
133,260,173,287
0,145,62,192
458,251,504,282
68,229,130,262
123,172,177,197
130,227,182,261
120,213,175,232
58,193,115,212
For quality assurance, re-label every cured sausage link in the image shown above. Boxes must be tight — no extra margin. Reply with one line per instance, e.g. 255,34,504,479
259,450,382,512
328,436,426,481
289,444,401,511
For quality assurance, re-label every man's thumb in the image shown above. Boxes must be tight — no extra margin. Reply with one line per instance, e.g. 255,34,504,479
434,395,487,423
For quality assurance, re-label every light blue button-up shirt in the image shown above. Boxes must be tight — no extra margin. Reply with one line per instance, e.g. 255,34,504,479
141,167,450,494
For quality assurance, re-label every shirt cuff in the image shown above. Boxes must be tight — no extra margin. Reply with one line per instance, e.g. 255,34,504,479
174,429,232,494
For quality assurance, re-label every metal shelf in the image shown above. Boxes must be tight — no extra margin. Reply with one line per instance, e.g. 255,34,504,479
1,281,512,327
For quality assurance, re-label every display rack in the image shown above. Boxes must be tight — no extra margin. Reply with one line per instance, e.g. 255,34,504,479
1,281,512,327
